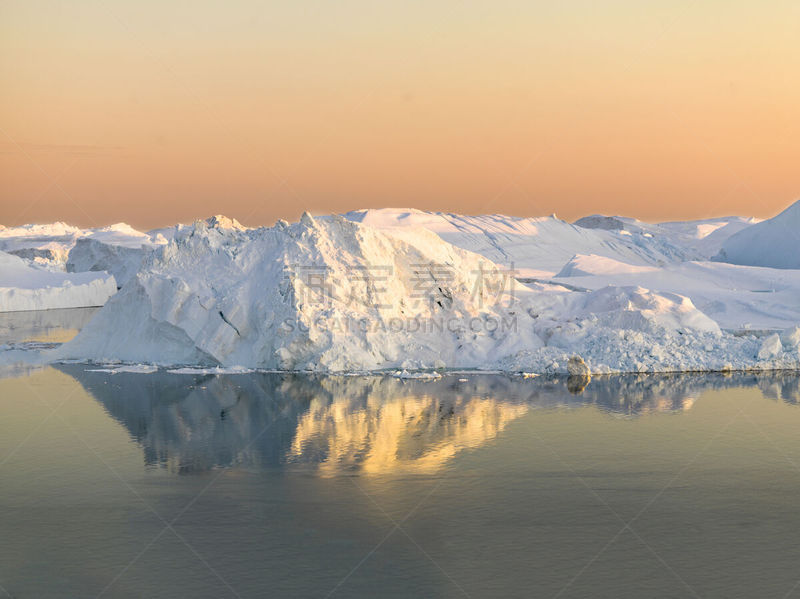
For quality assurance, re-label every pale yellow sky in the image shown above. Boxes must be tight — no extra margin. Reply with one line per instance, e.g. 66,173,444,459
1,0,798,229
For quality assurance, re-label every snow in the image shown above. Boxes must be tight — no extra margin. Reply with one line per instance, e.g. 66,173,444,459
85,223,158,248
552,259,800,331
556,254,659,277
0,250,117,312
343,208,697,278
714,199,800,269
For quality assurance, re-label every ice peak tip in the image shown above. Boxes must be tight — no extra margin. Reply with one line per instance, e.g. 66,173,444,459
203,215,245,230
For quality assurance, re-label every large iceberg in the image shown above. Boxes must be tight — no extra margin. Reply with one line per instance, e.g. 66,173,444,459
57,213,538,369
53,212,788,374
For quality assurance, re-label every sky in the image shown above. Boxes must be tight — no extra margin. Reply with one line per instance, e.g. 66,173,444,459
1,0,799,229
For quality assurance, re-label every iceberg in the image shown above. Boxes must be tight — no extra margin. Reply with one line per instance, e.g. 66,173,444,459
0,221,160,271
56,213,539,369
0,250,117,312
714,200,800,269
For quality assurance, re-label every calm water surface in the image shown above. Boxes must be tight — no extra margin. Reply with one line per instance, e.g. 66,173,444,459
1,309,800,598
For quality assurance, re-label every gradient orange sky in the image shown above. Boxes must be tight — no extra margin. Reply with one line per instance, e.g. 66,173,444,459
2,0,798,229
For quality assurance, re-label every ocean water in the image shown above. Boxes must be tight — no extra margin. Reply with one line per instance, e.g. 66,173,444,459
1,310,799,598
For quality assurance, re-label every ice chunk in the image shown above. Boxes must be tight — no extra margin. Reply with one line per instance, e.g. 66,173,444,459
757,334,783,360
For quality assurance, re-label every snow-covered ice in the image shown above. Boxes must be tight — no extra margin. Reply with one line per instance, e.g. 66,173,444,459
50,208,800,374
3,199,799,375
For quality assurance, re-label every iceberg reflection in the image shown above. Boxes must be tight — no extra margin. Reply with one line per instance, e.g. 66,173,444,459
289,393,528,476
56,366,800,475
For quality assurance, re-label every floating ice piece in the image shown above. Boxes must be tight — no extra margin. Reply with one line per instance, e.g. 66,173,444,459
391,370,443,380
167,366,255,375
567,356,591,377
86,364,158,374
